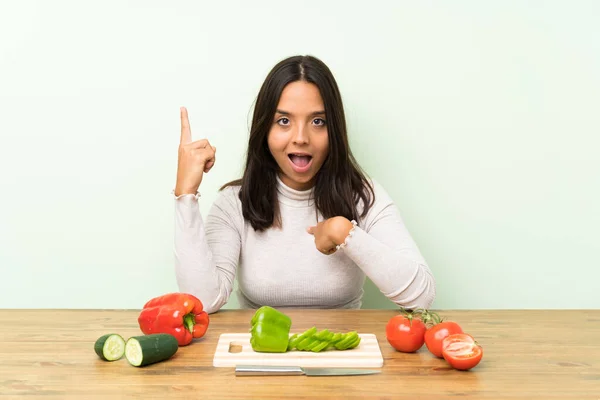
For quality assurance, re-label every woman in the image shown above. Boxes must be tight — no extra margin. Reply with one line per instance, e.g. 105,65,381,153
173,55,435,314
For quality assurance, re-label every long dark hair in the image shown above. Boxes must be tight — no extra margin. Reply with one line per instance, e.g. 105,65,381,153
221,55,374,231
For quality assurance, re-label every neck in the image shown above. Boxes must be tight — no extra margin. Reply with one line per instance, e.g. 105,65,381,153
276,174,315,207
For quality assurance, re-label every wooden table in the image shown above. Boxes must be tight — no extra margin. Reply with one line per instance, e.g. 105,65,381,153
0,309,598,399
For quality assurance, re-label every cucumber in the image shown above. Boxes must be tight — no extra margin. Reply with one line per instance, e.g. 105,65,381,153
125,334,179,367
94,333,126,361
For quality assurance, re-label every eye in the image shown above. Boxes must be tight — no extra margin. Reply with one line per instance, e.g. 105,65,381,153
277,117,290,126
313,118,326,126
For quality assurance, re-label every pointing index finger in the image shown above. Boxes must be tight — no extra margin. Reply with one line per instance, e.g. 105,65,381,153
180,106,192,144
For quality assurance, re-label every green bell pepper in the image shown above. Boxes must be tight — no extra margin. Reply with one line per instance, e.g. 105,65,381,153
249,306,292,353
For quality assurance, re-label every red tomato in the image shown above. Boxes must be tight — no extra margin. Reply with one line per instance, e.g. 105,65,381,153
442,333,483,370
385,315,427,353
424,321,463,358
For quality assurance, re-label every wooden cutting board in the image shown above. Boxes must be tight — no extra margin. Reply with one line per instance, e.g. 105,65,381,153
212,333,384,368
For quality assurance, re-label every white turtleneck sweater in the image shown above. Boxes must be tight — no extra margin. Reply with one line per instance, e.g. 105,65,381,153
173,177,436,314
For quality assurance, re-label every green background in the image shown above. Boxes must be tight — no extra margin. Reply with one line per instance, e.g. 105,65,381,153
1,1,598,309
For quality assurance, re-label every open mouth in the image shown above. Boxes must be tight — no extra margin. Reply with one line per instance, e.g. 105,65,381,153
288,153,313,173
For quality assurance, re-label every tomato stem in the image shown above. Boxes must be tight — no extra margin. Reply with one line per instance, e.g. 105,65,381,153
418,309,443,327
396,307,450,328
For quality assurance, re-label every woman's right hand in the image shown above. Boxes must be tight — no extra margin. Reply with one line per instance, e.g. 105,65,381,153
174,107,216,196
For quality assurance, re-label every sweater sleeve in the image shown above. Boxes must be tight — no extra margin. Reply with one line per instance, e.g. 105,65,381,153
341,181,436,309
173,187,242,314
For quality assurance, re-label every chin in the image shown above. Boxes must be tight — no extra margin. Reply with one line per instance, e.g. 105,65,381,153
283,171,316,189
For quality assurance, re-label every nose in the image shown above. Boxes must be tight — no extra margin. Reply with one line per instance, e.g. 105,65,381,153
292,124,309,145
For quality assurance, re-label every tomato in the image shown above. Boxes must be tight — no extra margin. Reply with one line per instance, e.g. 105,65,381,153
385,315,427,353
424,321,463,358
442,333,483,370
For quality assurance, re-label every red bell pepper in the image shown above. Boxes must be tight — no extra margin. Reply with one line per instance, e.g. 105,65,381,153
137,292,209,346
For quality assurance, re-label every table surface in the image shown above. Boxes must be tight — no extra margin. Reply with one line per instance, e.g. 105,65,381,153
1,308,599,399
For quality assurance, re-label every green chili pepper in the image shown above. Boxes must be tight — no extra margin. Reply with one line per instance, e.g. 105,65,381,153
249,306,292,353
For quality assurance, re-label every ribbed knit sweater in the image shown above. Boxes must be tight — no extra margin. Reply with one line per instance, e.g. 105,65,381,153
174,176,436,314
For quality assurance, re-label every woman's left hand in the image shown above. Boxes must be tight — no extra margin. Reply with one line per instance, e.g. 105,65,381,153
307,217,354,255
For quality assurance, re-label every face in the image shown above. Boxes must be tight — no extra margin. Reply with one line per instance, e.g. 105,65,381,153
267,81,329,191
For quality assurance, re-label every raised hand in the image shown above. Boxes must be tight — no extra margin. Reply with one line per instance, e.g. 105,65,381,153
174,107,216,196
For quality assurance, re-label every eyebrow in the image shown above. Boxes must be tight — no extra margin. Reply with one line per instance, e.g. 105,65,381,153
275,109,326,117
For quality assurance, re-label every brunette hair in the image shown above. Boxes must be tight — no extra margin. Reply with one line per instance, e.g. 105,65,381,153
221,55,374,231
